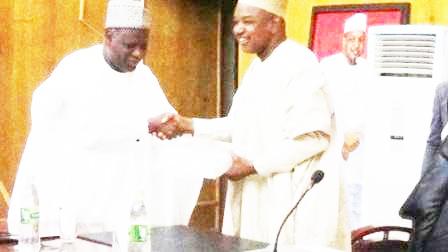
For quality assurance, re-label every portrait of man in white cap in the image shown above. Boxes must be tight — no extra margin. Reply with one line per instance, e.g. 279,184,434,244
341,13,368,65
320,12,370,233
7,0,185,236
150,0,350,250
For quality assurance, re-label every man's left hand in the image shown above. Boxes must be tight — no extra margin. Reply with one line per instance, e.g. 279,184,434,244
341,132,361,160
224,154,256,181
344,132,360,152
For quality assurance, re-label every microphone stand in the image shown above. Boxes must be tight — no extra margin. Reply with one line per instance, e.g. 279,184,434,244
272,185,313,252
272,169,323,252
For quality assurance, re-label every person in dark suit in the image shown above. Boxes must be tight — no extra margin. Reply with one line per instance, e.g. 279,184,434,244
421,81,448,176
400,135,448,252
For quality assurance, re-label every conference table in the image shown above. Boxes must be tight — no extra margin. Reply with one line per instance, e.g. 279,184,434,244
0,225,269,251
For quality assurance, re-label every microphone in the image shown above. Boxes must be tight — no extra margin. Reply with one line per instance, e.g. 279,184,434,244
273,170,325,252
311,170,324,185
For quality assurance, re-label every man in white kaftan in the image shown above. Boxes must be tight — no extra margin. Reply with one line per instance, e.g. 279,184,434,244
151,0,350,250
8,0,209,237
196,40,349,249
320,13,370,231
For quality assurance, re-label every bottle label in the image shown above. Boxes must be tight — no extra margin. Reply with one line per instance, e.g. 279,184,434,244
128,224,149,242
20,208,39,225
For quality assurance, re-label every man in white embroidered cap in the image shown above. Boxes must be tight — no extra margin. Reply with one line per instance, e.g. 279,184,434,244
320,13,370,234
150,0,350,250
7,0,182,237
103,0,150,72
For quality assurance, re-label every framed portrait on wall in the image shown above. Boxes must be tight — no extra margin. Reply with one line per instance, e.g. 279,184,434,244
309,3,410,60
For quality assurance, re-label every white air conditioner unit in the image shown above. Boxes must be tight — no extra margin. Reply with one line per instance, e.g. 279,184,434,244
362,25,448,228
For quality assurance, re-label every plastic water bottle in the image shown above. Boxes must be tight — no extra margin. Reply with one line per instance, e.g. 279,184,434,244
128,194,151,252
18,182,40,251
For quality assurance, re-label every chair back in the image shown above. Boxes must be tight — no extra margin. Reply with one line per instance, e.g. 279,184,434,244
352,226,412,252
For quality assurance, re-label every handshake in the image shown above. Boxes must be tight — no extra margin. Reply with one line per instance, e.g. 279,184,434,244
148,113,193,139
147,113,257,181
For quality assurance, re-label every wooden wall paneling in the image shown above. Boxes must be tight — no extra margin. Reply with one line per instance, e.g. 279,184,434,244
148,0,221,232
0,0,12,220
147,0,230,232
189,179,220,231
147,0,219,118
6,0,57,220
78,0,105,48
187,0,237,232
215,0,237,232
218,0,238,116
1,0,105,220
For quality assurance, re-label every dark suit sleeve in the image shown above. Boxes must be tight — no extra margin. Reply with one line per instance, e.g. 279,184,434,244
427,83,448,147
421,83,448,175
400,154,448,251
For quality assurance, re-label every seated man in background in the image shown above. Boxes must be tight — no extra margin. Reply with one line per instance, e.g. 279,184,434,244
8,0,209,236
150,0,350,250
400,135,448,252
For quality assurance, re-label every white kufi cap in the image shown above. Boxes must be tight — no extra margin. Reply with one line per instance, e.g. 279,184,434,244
105,0,149,29
237,0,288,18
343,13,367,33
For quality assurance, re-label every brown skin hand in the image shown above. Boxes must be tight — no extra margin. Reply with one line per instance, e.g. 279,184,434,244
225,154,257,181
148,113,193,140
341,132,361,160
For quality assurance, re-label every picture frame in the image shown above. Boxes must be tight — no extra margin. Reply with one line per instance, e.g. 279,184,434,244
309,3,410,60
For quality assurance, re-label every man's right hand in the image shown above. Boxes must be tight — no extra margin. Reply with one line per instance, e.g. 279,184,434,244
148,113,193,139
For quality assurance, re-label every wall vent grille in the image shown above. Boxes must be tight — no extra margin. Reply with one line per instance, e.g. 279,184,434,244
371,33,436,78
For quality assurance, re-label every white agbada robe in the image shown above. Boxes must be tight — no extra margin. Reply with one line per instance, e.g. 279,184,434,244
193,40,350,250
320,53,370,230
7,44,226,236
